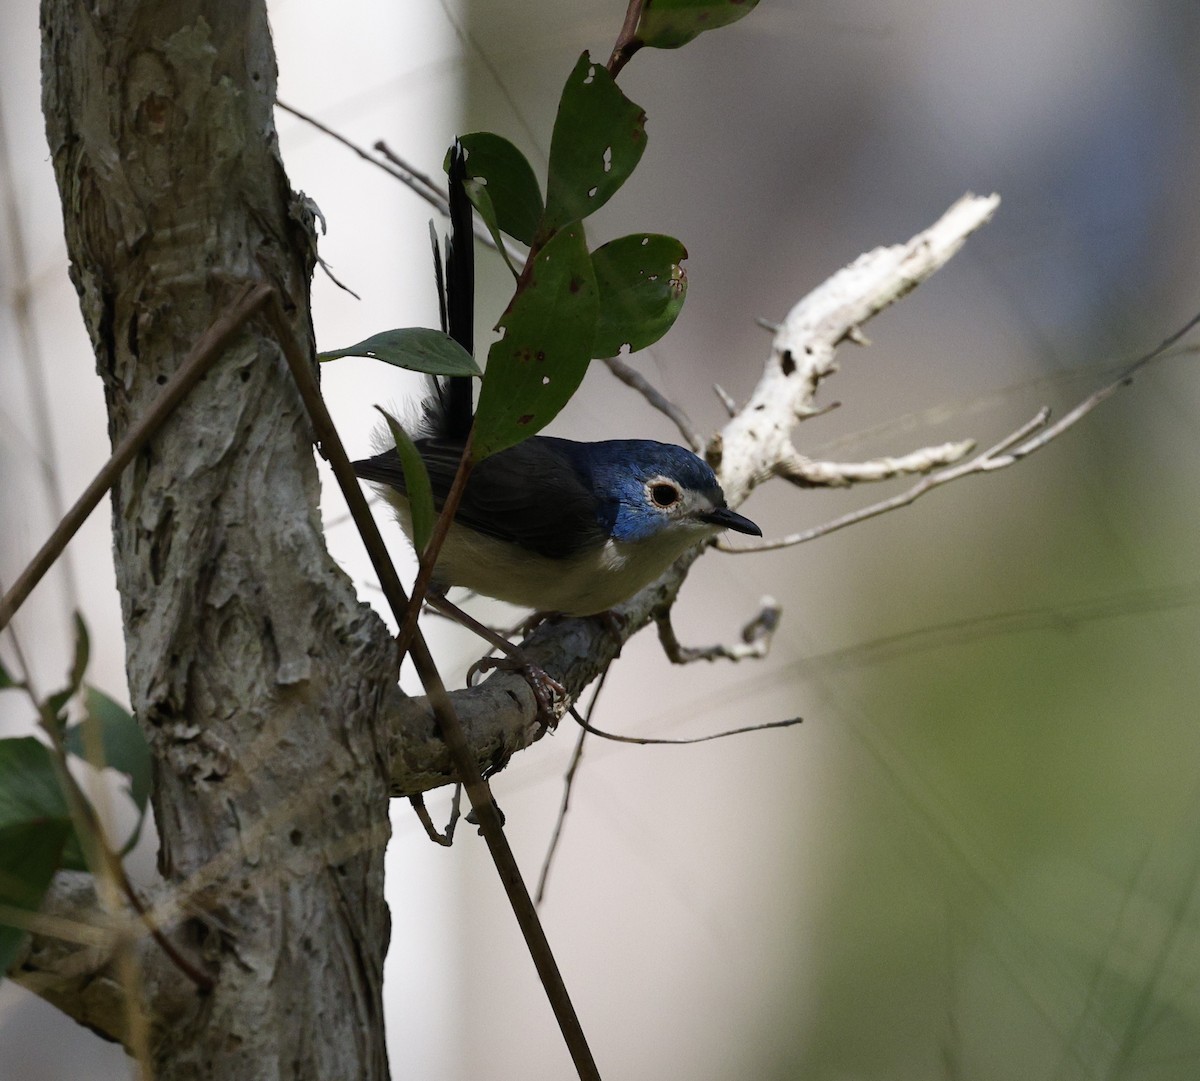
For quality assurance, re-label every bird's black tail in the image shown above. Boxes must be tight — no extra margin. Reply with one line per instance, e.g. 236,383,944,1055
425,140,475,443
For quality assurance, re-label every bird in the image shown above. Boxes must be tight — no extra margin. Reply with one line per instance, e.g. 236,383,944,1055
351,142,760,618
352,414,761,617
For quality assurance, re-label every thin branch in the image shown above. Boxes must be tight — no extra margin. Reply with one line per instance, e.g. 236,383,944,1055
371,141,450,211
774,440,976,488
261,294,602,1081
719,408,1052,553
276,99,448,214
713,383,738,417
725,304,1200,556
601,356,702,451
408,794,457,847
395,438,476,660
0,282,274,633
999,307,1200,462
571,711,803,746
607,0,646,78
535,666,612,906
655,597,782,664
277,99,525,263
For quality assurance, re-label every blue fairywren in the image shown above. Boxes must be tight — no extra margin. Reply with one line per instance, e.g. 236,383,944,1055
351,143,760,617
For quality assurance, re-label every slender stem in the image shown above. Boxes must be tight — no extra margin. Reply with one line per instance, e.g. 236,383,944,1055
0,283,274,633
607,0,646,78
536,667,610,905
264,296,603,1081
601,356,702,452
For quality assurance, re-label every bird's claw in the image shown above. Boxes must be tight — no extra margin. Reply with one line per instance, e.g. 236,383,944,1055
469,655,566,730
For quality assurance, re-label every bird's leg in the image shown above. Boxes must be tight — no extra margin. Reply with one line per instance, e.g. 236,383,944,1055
423,592,566,728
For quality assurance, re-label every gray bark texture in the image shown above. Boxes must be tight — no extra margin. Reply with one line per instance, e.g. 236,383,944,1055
37,2,397,1076
25,0,717,1071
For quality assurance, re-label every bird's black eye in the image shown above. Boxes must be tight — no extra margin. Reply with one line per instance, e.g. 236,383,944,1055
650,482,680,508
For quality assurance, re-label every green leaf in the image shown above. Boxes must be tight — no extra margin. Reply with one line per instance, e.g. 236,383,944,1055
66,689,152,857
472,223,600,460
318,329,482,377
0,820,71,977
374,407,436,555
456,133,544,247
541,53,648,235
637,0,761,49
0,737,90,874
65,689,151,813
591,234,688,358
0,738,71,831
462,178,520,278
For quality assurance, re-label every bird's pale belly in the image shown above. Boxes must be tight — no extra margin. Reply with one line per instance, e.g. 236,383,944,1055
432,521,708,615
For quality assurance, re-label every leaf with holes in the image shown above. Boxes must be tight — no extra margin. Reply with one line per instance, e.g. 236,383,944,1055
456,133,544,247
318,329,482,377
591,234,688,358
541,52,647,237
637,0,761,49
472,223,599,460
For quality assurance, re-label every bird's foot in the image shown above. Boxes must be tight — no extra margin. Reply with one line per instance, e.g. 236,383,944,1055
468,653,566,730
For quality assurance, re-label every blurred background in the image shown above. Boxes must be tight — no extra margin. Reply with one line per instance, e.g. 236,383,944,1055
3,0,1200,1078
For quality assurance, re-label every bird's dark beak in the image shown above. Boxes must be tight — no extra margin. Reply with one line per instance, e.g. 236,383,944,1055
700,506,762,537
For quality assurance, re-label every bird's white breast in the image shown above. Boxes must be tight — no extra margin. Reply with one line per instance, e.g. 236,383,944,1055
381,495,712,615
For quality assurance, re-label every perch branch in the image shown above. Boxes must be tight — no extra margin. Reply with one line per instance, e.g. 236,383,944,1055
383,194,1007,790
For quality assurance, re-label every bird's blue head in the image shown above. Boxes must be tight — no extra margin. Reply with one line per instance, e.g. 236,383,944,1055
552,438,760,545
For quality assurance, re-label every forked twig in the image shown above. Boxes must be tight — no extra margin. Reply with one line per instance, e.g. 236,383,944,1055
655,598,782,664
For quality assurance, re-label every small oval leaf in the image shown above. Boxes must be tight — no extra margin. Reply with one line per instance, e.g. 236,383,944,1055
542,53,648,235
462,178,520,278
319,329,482,377
374,407,436,555
637,0,760,50
456,133,544,247
472,223,599,460
591,234,688,358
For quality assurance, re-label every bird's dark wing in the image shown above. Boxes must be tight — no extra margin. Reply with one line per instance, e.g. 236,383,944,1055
352,437,607,559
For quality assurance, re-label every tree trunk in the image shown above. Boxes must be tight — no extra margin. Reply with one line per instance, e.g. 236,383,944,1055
40,2,396,1076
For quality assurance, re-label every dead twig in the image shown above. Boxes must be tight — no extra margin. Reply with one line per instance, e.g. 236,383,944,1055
601,356,702,451
655,598,782,664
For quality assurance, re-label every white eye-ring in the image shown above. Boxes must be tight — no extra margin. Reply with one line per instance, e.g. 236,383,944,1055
648,480,680,508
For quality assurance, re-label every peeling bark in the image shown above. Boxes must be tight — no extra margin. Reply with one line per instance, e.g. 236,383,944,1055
39,2,396,1076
